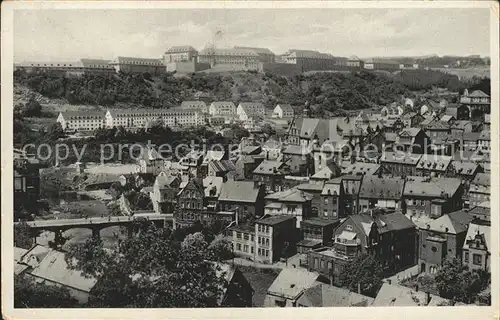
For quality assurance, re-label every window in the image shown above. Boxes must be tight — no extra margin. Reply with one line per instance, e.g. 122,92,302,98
244,233,249,241
431,246,437,252
473,254,482,265
258,237,261,245
244,245,248,253
266,226,270,233
324,198,328,205
266,238,269,246
236,243,241,251
251,235,254,242
324,209,328,217
251,246,254,254
265,250,269,257
237,232,242,239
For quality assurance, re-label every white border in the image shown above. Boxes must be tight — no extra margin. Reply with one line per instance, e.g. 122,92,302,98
1,1,498,319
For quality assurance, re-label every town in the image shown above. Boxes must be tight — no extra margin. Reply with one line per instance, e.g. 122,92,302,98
11,20,491,309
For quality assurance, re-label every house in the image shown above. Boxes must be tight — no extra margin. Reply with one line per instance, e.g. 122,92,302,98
109,56,164,74
403,176,464,218
462,132,481,151
392,128,430,154
209,101,237,119
218,180,266,219
253,160,291,193
468,173,490,208
137,147,165,175
16,245,98,304
358,176,405,212
228,223,256,260
451,120,473,136
417,210,473,274
203,176,224,212
262,138,283,160
163,45,198,63
319,178,345,220
264,188,314,228
207,160,237,181
296,283,374,307
298,218,338,253
373,283,449,306
380,151,422,177
105,108,203,129
415,154,453,178
237,102,265,121
422,121,451,143
296,182,326,216
447,161,483,190
459,89,490,120
234,155,264,180
313,140,353,172
56,111,105,131
462,220,491,272
180,100,208,113
264,268,319,307
477,129,490,153
150,171,181,214
340,175,363,215
401,112,424,128
439,114,456,125
282,144,313,176
174,178,206,228
179,150,204,177
310,163,341,183
445,104,470,121
215,263,254,307
341,163,389,177
272,104,294,119
307,211,417,284
255,215,297,264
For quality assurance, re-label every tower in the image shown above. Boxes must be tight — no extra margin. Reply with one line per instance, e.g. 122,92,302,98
302,101,311,118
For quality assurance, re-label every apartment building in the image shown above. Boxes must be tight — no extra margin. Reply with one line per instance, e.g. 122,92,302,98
272,104,294,118
209,101,237,119
198,48,260,71
468,173,490,208
264,188,314,228
237,102,265,121
104,108,204,129
109,56,165,75
462,220,491,272
163,45,198,63
57,111,105,131
281,49,339,72
255,215,297,264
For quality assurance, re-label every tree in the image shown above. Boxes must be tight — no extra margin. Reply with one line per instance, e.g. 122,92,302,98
65,224,230,308
337,254,384,297
14,221,34,249
208,235,233,261
261,124,276,137
15,275,78,308
23,98,42,117
47,122,65,141
435,258,490,304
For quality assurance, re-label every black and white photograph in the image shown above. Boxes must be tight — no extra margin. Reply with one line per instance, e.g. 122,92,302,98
1,1,498,318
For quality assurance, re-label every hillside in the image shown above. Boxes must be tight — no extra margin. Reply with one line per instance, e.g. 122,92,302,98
14,69,420,115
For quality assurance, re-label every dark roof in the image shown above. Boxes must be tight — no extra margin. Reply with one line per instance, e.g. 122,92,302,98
257,215,295,226
228,223,255,233
359,176,404,200
350,212,415,235
381,152,422,165
404,176,462,198
209,160,237,173
472,173,489,186
302,217,337,227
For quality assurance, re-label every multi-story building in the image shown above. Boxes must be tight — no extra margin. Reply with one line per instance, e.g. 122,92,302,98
318,177,344,221
109,56,165,75
422,121,451,143
272,104,294,119
281,49,340,72
341,175,363,215
462,220,490,272
255,215,297,264
178,150,204,178
306,211,417,285
459,89,490,120
218,180,266,220
297,218,338,253
346,56,364,68
236,102,265,121
418,210,473,274
264,188,314,228
163,45,198,63
253,160,291,193
57,111,105,131
174,178,206,228
233,46,276,63
447,161,483,191
363,58,400,71
468,173,490,208
415,154,453,178
401,112,425,128
380,152,422,177
358,176,405,212
208,101,237,120
150,171,181,214
15,59,115,76
198,48,260,71
104,108,204,129
403,176,464,219
477,129,491,153
228,223,256,260
180,100,208,113
391,128,430,154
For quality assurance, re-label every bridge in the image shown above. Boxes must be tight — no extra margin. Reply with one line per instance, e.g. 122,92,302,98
16,213,174,239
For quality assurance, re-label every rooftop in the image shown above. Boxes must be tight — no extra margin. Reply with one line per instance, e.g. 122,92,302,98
258,215,296,226
359,176,405,200
265,188,314,203
298,283,374,307
302,217,337,227
427,210,473,234
463,222,490,252
380,152,422,165
267,268,319,300
404,176,462,198
373,283,448,306
219,180,260,203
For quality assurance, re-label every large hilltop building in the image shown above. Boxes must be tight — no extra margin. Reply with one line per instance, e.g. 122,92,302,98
109,56,165,75
163,45,198,63
198,48,261,71
234,46,276,63
281,49,340,72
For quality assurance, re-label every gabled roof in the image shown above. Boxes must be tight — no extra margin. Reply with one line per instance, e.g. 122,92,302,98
275,104,294,113
203,176,224,198
427,210,473,234
60,111,105,120
253,160,286,175
265,188,313,203
258,215,296,226
472,173,490,187
110,56,163,66
311,166,335,180
349,212,415,235
209,160,237,174
203,150,225,164
469,90,489,98
234,46,275,55
267,268,319,300
373,283,448,306
298,283,374,307
416,154,453,172
399,127,423,137
200,48,259,57
450,161,479,176
219,181,260,203
210,101,236,108
341,163,382,176
155,172,179,189
478,129,490,141
380,152,422,165
359,176,404,200
463,222,490,252
403,176,462,198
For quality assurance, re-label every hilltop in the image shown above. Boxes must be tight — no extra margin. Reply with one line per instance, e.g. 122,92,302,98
14,69,417,115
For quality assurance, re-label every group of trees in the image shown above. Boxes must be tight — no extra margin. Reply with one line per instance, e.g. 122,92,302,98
337,254,384,298
62,220,234,307
435,258,490,305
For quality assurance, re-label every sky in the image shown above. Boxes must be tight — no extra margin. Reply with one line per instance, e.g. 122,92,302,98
14,8,490,62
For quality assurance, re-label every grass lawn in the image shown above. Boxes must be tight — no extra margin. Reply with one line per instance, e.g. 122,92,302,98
238,266,280,307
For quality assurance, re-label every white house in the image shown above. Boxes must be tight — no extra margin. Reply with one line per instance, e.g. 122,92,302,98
209,101,237,119
105,108,203,129
57,111,105,131
272,104,294,118
180,100,208,113
237,102,265,121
